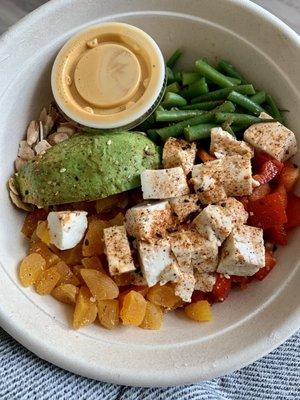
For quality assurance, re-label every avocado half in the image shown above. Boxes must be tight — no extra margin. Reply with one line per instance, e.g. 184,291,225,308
15,131,161,207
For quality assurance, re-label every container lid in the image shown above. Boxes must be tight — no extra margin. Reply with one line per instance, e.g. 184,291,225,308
51,22,165,129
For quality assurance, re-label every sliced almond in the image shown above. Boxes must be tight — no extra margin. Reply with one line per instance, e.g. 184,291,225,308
18,141,35,160
43,115,54,137
26,120,39,146
56,126,75,136
39,107,47,123
15,157,27,171
8,177,19,195
9,191,34,212
47,132,69,145
35,140,52,155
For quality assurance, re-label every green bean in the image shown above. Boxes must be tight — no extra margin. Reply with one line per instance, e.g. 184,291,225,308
184,123,218,141
152,101,235,141
147,129,161,144
173,71,182,82
181,101,223,110
182,72,201,86
155,109,205,122
195,59,235,88
215,112,274,125
222,125,236,138
266,94,284,123
179,78,209,99
162,92,187,108
165,82,181,94
166,67,174,83
227,91,264,116
250,91,267,105
226,77,242,85
191,84,256,103
218,60,247,84
166,49,183,69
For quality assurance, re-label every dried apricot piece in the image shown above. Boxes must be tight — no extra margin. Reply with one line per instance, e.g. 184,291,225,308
35,221,51,246
120,290,147,326
54,260,80,286
80,269,119,300
147,284,181,309
52,284,79,304
58,243,82,265
35,266,61,295
21,209,48,238
19,253,46,287
184,300,212,322
73,286,97,329
81,256,106,273
97,299,119,330
82,218,108,257
29,240,60,267
140,301,163,330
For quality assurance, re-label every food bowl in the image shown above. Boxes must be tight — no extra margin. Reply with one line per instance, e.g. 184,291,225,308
0,0,299,387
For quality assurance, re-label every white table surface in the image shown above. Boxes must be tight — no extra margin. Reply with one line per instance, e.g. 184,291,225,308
0,0,299,35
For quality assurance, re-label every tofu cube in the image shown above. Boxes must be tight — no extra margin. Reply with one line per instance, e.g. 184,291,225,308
186,230,219,273
220,197,248,226
103,225,136,276
198,184,228,205
210,127,254,158
163,137,197,174
137,238,178,287
169,194,201,222
159,263,182,285
192,155,253,199
217,225,265,276
193,204,233,245
175,272,196,303
194,271,216,292
125,201,173,241
141,167,190,199
244,112,297,161
47,211,88,250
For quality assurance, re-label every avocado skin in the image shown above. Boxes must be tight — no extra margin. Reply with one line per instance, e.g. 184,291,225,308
16,132,161,207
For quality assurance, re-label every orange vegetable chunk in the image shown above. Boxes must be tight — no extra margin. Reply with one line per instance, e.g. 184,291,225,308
54,260,80,286
82,218,108,257
185,300,212,322
35,221,51,246
73,287,97,329
120,290,147,326
147,284,180,309
19,253,46,287
80,269,119,300
35,266,61,295
52,283,79,304
81,256,106,273
97,299,119,330
29,240,60,267
21,209,48,238
58,243,83,265
140,301,163,330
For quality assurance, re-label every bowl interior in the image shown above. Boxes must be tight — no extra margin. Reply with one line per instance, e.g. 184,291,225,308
0,0,299,385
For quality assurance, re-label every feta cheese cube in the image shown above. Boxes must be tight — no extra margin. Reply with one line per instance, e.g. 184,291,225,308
141,167,190,199
47,211,88,250
210,127,254,158
244,112,297,161
137,238,178,287
175,273,196,303
169,194,201,222
103,225,135,276
159,263,182,285
163,137,197,174
217,225,265,276
192,155,253,199
125,201,173,241
186,230,219,273
194,271,216,292
220,197,248,226
193,204,232,245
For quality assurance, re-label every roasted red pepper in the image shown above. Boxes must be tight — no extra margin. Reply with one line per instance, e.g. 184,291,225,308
253,152,284,185
191,290,207,303
231,275,252,289
254,249,276,280
211,274,231,302
277,161,299,192
248,192,287,229
267,224,288,246
285,193,300,230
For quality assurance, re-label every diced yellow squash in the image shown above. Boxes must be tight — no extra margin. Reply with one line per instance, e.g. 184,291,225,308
19,253,46,287
147,284,181,309
140,301,163,330
52,283,79,304
29,240,60,268
184,300,212,322
120,290,147,326
80,269,119,300
54,260,80,286
35,266,61,295
97,299,119,330
73,286,97,329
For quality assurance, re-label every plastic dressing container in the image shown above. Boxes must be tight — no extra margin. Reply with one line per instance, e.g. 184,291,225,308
51,22,166,130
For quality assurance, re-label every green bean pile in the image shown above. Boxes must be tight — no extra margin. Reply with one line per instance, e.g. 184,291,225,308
138,50,284,143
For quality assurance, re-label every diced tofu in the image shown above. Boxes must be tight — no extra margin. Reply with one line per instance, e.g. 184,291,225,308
141,167,190,199
47,211,88,250
137,238,178,287
217,225,265,276
175,273,196,303
220,197,248,226
193,205,232,246
163,137,197,175
194,271,216,292
103,225,135,275
198,184,228,205
169,194,201,222
192,155,253,200
159,263,182,285
125,201,173,241
210,127,254,158
244,112,297,161
186,230,219,273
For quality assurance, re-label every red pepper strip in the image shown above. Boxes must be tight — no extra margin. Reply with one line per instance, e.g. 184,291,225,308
267,225,288,246
231,275,252,289
277,161,300,192
285,193,300,230
253,160,282,185
254,151,284,171
191,290,207,303
211,274,231,302
248,192,287,229
254,249,276,281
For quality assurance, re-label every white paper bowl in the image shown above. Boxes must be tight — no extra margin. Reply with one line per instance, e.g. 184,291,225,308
0,0,299,387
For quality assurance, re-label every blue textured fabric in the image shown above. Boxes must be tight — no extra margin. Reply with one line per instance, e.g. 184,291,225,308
0,328,299,399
